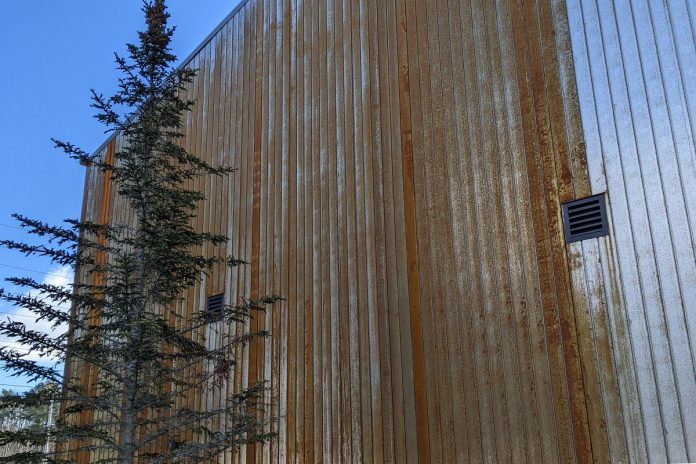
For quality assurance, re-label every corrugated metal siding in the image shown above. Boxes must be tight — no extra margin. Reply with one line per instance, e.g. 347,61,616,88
567,0,696,462
60,140,118,463
407,0,600,461
69,0,657,462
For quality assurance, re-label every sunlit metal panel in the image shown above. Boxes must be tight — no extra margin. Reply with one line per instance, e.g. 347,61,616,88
567,0,696,461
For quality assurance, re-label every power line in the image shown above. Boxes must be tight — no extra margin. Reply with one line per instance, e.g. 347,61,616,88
0,310,70,320
0,263,71,279
0,312,37,319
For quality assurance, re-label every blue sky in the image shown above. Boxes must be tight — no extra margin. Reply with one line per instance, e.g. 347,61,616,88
0,0,243,391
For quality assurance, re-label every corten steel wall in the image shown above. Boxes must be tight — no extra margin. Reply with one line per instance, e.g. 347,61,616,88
59,140,117,463
74,0,667,462
567,0,696,462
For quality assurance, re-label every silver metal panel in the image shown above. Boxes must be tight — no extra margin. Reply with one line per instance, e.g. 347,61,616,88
567,0,696,461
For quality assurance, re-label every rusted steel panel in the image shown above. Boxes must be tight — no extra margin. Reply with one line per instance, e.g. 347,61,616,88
394,0,428,461
59,144,106,463
72,0,648,462
567,0,696,462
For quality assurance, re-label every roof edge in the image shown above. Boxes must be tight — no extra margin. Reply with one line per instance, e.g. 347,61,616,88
90,0,252,158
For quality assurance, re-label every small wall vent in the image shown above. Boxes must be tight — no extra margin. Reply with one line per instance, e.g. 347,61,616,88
205,293,225,322
562,193,609,243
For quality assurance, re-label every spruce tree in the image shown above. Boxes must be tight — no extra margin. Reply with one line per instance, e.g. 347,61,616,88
0,1,278,462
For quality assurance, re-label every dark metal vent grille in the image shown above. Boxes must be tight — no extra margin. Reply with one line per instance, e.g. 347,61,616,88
205,293,225,322
562,193,609,243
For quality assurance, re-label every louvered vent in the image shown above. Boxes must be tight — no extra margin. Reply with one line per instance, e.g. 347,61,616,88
205,293,225,322
562,193,609,243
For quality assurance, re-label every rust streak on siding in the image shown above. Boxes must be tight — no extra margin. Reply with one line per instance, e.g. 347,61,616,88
76,139,115,463
396,10,430,464
71,0,642,462
246,3,264,462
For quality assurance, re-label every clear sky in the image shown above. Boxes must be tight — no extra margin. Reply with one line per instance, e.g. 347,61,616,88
0,0,243,391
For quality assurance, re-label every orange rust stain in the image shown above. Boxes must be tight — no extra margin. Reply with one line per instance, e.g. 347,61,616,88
510,0,595,462
75,139,116,463
543,1,616,460
401,89,430,464
56,147,94,460
396,8,430,464
402,159,430,464
246,5,263,461
519,0,604,461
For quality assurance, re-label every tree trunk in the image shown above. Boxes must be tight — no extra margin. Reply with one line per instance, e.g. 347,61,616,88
119,235,147,463
120,360,139,464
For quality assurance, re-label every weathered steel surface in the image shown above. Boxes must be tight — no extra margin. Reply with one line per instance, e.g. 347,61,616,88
62,140,118,463
567,0,696,462
71,0,654,462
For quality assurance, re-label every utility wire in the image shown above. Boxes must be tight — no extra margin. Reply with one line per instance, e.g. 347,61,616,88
0,312,37,319
0,263,71,279
0,310,70,320
0,311,69,320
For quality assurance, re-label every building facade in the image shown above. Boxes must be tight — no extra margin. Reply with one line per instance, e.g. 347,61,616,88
80,0,696,462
